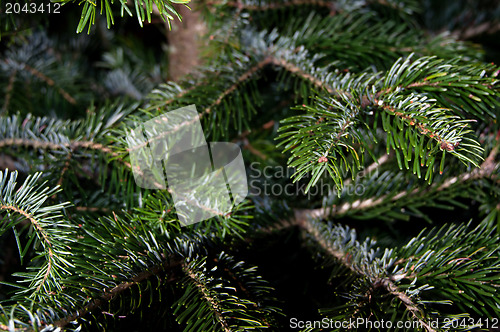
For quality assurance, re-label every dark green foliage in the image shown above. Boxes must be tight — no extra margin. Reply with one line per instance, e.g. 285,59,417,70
58,0,190,33
0,0,500,331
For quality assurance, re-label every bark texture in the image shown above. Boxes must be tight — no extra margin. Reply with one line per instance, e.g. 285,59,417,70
167,5,206,81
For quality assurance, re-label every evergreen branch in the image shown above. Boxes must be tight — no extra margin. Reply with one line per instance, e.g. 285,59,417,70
175,254,277,331
59,0,189,33
455,21,500,40
1,68,17,114
277,91,482,194
211,252,280,326
0,138,65,151
393,221,500,317
277,94,369,193
293,215,500,329
380,55,500,120
269,56,336,94
20,63,76,105
376,92,483,171
271,138,498,226
274,52,496,191
205,57,272,114
151,65,256,109
181,259,232,332
36,217,212,330
0,110,251,234
376,96,459,150
374,278,436,332
145,53,269,139
306,147,498,221
283,13,482,71
210,0,335,11
0,55,78,110
1,204,55,293
53,257,183,328
0,106,133,164
3,1,500,331
0,137,121,160
294,212,362,274
295,216,433,330
0,171,74,300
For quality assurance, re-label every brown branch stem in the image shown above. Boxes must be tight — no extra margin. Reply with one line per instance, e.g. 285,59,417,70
182,262,232,332
0,205,54,292
54,258,183,328
293,211,435,332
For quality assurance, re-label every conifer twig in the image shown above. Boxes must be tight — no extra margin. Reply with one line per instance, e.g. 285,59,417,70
0,205,55,292
294,214,435,332
303,147,498,220
206,0,336,11
54,258,183,328
1,69,17,114
182,262,232,332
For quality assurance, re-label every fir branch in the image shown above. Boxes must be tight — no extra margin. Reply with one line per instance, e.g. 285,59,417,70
174,254,277,331
3,1,500,331
0,171,74,300
1,68,17,114
59,0,189,33
275,53,497,191
0,107,133,169
0,137,122,163
455,21,500,40
20,63,76,105
283,12,482,72
269,56,335,94
374,278,436,332
295,216,434,330
142,54,269,141
375,97,460,151
295,211,359,273
305,147,498,221
53,257,183,328
205,57,273,114
1,204,55,293
181,260,232,332
0,57,77,108
155,82,195,107
393,221,500,317
211,0,335,11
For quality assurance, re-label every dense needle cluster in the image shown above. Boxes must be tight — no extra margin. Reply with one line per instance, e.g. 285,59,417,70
0,0,500,331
